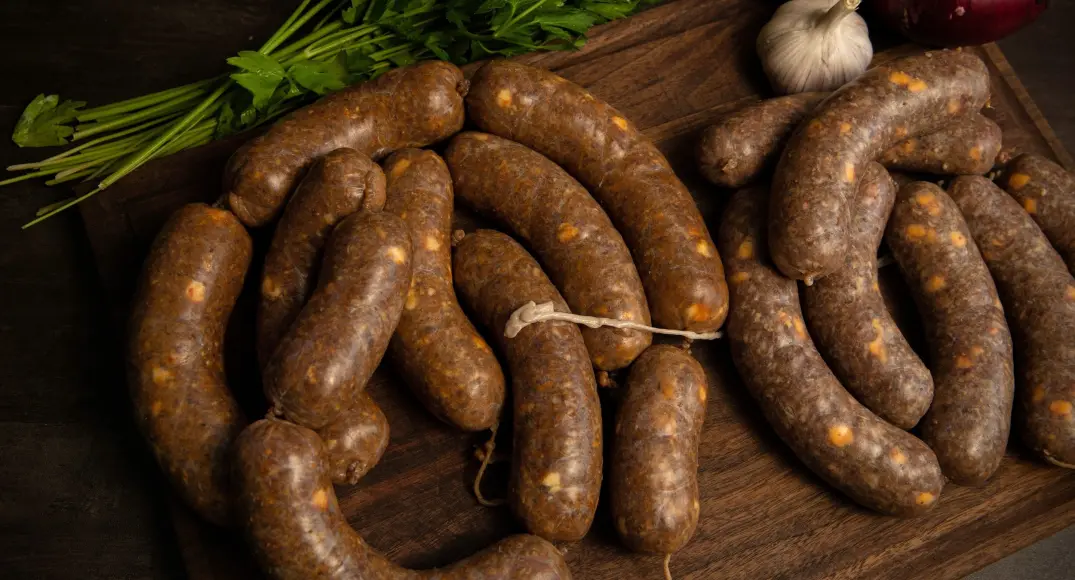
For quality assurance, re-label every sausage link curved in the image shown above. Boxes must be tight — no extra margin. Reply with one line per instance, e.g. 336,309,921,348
719,189,944,515
879,113,1001,175
1000,153,1075,273
265,212,412,429
802,163,934,429
885,182,1014,485
466,60,728,333
445,131,651,370
696,92,827,188
316,391,391,485
382,149,505,431
257,148,386,367
611,345,706,554
225,61,467,226
128,203,251,526
453,230,602,541
770,50,990,282
948,175,1075,468
234,418,572,580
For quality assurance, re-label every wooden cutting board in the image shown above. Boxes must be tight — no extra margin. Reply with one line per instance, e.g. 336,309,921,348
77,1,1075,579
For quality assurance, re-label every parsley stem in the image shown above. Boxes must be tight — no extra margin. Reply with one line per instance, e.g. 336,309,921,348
76,78,217,122
270,21,343,62
261,0,336,55
261,0,313,53
72,91,206,141
494,0,550,39
7,114,179,170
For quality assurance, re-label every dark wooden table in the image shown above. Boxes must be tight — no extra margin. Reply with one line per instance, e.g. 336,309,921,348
1,2,1073,580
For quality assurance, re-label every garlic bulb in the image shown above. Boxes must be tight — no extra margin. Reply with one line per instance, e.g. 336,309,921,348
757,0,873,95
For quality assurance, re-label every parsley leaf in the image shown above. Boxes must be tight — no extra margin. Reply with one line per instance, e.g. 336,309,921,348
227,51,286,110
12,94,86,148
289,55,349,95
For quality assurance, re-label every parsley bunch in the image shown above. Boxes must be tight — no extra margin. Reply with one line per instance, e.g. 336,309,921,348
7,0,658,227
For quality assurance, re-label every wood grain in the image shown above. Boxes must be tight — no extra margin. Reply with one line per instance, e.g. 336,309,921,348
74,1,1075,579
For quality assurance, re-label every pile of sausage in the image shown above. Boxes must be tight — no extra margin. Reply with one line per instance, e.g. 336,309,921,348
124,48,1075,579
701,49,1075,515
127,59,718,580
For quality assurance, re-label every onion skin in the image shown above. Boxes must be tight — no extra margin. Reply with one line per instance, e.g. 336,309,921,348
871,0,1049,47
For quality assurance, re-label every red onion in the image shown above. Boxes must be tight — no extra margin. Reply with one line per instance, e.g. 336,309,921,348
871,0,1049,47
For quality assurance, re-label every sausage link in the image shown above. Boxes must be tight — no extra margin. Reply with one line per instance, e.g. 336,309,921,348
696,92,827,188
719,189,944,515
316,391,390,485
234,419,572,580
885,182,1014,485
467,60,728,333
225,61,467,227
948,175,1075,468
265,212,412,430
453,230,602,541
445,131,652,370
382,149,505,431
1000,153,1075,273
257,148,386,367
770,50,990,282
611,345,706,554
802,163,934,429
879,113,1001,175
697,91,999,190
128,203,251,526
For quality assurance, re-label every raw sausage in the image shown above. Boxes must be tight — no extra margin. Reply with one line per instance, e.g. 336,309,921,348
226,61,467,226
316,391,391,485
802,163,934,429
611,345,706,554
453,230,601,541
257,148,386,368
1000,153,1075,273
445,131,651,370
770,50,990,282
948,175,1075,468
719,189,944,515
467,60,728,333
382,149,505,431
696,92,826,188
696,91,999,189
128,203,251,526
264,212,412,430
885,181,1014,485
878,113,1001,176
234,418,572,580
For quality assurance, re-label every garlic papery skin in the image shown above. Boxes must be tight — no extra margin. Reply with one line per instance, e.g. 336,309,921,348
757,0,873,95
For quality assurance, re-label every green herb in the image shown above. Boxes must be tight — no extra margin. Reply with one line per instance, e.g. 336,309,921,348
8,0,659,227
12,94,86,147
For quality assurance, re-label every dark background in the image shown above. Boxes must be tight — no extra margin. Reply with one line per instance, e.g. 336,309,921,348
1,2,1073,579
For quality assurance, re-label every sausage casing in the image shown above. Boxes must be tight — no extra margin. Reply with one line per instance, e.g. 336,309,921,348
770,50,990,282
467,60,728,333
948,175,1075,468
1000,153,1075,273
696,92,827,188
225,61,467,226
885,182,1014,485
802,163,934,429
611,345,707,554
453,230,602,541
128,203,251,526
445,131,651,370
879,113,1002,175
265,212,412,429
719,189,944,515
234,419,572,580
257,148,386,367
316,391,390,485
382,149,505,431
